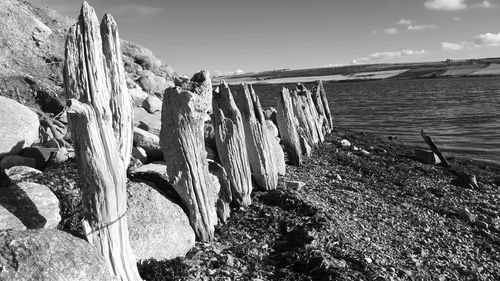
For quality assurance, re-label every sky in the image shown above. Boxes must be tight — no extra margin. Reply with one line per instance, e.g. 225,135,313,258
30,0,500,75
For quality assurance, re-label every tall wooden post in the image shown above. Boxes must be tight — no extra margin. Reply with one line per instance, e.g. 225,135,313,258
313,80,333,133
276,88,302,166
160,71,217,241
63,2,141,280
234,84,278,190
212,81,253,206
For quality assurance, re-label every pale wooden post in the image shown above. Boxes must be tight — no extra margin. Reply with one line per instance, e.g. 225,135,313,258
63,2,141,280
234,84,278,191
313,80,333,133
311,81,329,132
299,86,324,143
290,90,319,146
160,71,217,241
276,87,302,166
212,81,252,206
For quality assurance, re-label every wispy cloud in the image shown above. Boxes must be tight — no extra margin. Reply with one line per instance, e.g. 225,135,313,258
384,27,399,35
424,0,467,11
408,24,437,31
397,19,413,25
352,49,426,64
442,32,500,51
471,0,495,8
214,69,245,77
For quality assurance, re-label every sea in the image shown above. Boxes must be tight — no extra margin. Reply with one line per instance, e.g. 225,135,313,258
250,76,500,166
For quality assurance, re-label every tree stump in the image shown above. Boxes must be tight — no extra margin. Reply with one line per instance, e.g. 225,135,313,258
234,84,278,191
276,88,302,166
212,81,252,206
160,71,217,242
313,80,333,133
63,3,141,280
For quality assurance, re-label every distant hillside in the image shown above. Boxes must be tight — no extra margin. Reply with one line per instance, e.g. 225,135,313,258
219,57,500,85
0,0,175,113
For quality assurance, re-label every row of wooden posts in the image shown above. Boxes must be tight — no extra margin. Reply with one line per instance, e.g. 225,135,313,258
63,2,333,281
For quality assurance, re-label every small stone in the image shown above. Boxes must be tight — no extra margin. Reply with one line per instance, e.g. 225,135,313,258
457,208,476,223
360,149,370,156
132,146,148,163
286,181,305,189
364,257,373,264
226,254,234,267
475,220,489,229
51,148,69,164
353,146,359,151
340,139,351,147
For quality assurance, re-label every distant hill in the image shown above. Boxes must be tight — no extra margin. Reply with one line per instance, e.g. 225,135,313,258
0,0,175,113
219,57,500,85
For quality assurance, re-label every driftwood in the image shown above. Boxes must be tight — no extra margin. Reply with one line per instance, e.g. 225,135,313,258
276,87,302,166
63,3,141,280
421,130,450,167
290,90,319,146
234,84,278,191
213,81,252,206
313,80,333,133
300,86,325,143
160,71,217,242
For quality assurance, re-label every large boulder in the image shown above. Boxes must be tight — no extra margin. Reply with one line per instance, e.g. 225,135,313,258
0,97,40,158
4,166,42,182
0,229,115,281
133,127,162,161
127,181,195,261
0,182,60,230
133,107,162,136
142,95,162,114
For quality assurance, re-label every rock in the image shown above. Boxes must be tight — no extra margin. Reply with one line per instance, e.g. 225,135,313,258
263,107,277,124
206,146,218,161
127,181,195,261
131,146,148,163
286,181,305,189
142,95,163,114
19,147,58,170
127,79,149,106
0,96,40,158
270,137,286,176
133,127,163,161
39,126,54,144
137,75,153,92
0,182,60,230
32,18,52,44
208,160,231,224
475,220,489,229
133,107,162,135
360,149,370,156
457,208,476,224
414,149,441,165
204,122,216,150
50,148,69,164
0,155,37,170
130,161,168,180
122,40,162,72
4,166,42,182
265,120,279,138
0,229,114,281
453,173,479,189
340,139,351,147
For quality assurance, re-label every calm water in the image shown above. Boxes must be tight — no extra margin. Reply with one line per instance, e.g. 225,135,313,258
251,77,500,165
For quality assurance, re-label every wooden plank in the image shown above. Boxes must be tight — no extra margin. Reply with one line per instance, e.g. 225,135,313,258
421,129,450,168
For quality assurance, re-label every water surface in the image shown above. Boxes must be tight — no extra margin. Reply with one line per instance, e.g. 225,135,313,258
250,77,500,165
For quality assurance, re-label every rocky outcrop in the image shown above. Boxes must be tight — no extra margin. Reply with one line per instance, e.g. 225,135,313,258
0,97,40,158
0,229,115,281
127,181,195,261
0,182,60,230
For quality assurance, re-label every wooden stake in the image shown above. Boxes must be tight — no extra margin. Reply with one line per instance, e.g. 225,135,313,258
421,129,450,168
276,87,302,166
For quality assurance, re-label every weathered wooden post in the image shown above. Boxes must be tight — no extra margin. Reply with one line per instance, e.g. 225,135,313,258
313,80,333,133
160,71,217,241
310,81,329,132
298,85,324,143
276,87,302,166
213,81,253,206
234,84,278,191
63,2,141,280
290,90,319,146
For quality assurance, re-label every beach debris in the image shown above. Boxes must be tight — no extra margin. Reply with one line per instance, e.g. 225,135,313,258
414,148,441,165
453,173,479,189
312,80,334,133
421,130,450,167
340,139,351,147
457,208,476,223
213,81,253,206
286,181,306,189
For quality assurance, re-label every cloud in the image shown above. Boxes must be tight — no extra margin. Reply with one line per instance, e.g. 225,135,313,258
408,24,437,31
213,69,246,77
384,27,399,35
397,19,413,25
441,42,467,50
352,49,426,64
424,0,466,10
471,0,495,8
441,32,500,51
321,63,345,68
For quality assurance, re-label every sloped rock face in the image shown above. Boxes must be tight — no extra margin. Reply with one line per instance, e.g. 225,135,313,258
127,181,195,261
0,182,60,231
0,229,115,281
0,97,40,158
